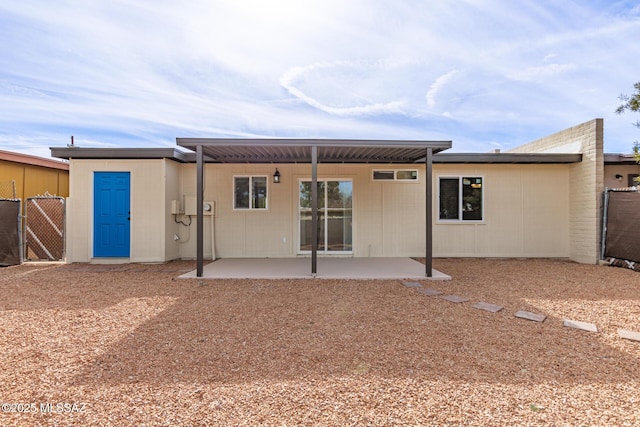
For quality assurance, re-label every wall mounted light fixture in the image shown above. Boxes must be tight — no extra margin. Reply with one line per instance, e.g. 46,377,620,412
615,174,623,181
273,168,281,183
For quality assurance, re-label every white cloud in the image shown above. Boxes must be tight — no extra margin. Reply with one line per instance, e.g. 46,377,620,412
426,70,461,108
507,63,577,82
279,61,409,116
0,0,639,156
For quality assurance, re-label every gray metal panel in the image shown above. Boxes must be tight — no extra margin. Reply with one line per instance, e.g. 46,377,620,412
51,146,582,165
433,153,582,164
50,147,190,162
177,137,452,149
604,153,639,165
177,138,452,164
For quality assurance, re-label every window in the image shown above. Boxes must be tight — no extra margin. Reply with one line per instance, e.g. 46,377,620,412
629,174,639,187
234,176,267,210
372,169,418,181
439,177,483,221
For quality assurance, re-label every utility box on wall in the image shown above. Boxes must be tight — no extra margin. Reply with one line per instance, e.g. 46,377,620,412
185,196,215,216
170,199,183,215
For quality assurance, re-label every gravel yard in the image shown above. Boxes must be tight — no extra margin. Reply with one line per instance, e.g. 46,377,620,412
1,258,639,426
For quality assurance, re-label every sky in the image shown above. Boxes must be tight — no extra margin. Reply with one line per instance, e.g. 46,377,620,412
1,0,640,160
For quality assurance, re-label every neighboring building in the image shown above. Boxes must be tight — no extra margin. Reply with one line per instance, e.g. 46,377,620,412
0,149,69,202
604,153,640,188
52,118,609,271
0,150,69,265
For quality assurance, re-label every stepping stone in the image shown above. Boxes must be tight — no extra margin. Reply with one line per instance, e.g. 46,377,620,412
402,281,422,288
473,302,504,313
440,295,469,303
417,288,443,296
515,310,546,323
563,319,598,333
619,329,640,342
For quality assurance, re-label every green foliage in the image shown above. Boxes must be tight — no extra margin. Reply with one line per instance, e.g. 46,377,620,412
616,82,640,161
616,81,640,117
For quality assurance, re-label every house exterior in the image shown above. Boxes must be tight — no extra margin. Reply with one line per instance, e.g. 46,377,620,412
604,153,640,188
51,118,609,274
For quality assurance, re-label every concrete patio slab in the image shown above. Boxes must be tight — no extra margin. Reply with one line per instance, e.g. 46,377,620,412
473,302,504,313
180,257,451,280
564,319,598,333
514,310,546,322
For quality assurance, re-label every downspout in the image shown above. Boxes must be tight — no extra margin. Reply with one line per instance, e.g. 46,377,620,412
600,187,609,261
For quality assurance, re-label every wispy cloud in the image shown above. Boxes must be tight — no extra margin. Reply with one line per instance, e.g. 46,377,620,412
280,61,409,116
0,0,639,156
426,70,461,109
507,63,577,82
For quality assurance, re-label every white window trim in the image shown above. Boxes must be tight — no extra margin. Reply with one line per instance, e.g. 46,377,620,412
437,175,485,223
372,169,419,182
233,175,269,211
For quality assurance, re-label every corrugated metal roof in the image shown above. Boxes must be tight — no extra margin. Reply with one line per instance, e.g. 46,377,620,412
176,138,452,163
0,149,69,170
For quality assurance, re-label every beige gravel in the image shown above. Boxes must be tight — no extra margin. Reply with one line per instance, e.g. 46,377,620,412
1,258,639,426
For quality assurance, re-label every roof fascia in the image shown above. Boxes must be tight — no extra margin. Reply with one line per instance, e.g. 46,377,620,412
177,138,452,152
0,149,69,170
433,153,583,164
50,147,190,162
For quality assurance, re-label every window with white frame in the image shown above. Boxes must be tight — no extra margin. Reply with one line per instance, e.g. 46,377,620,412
234,176,268,210
372,169,418,181
438,176,483,221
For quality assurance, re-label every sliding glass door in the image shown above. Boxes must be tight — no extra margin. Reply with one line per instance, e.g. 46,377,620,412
299,179,352,253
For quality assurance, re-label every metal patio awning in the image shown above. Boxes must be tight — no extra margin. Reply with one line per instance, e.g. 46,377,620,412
177,138,451,163
176,138,453,279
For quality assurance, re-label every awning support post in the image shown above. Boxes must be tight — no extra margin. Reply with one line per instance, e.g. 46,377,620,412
311,145,318,277
196,144,204,278
426,147,433,277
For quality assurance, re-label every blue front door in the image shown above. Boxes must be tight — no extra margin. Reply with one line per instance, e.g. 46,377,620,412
94,172,130,257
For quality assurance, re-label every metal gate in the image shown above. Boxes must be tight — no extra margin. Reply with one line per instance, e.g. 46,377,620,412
24,195,65,261
601,187,640,271
0,199,22,266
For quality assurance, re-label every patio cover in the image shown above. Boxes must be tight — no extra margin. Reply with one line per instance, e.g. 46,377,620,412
176,138,452,278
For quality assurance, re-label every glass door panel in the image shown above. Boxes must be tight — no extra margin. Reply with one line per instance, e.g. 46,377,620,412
326,181,352,251
299,181,324,251
299,180,352,253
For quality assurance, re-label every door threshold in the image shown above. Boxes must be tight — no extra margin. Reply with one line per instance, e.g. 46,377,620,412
90,257,130,265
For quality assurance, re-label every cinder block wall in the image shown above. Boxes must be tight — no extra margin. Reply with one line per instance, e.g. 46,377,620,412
508,119,604,264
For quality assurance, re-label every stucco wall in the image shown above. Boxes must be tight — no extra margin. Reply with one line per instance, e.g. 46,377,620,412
164,160,182,261
604,164,640,188
507,118,603,264
433,164,570,258
172,163,571,259
176,163,429,259
66,159,168,263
